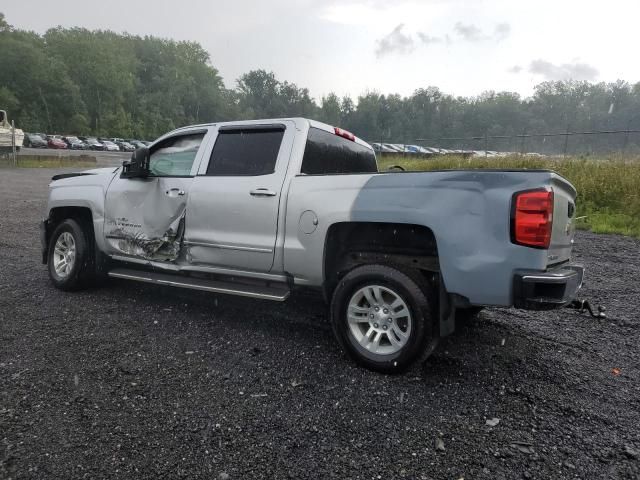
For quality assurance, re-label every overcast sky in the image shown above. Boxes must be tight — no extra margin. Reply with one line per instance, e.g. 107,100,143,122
3,0,637,100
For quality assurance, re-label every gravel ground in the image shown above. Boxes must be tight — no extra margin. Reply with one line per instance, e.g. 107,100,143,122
1,167,639,480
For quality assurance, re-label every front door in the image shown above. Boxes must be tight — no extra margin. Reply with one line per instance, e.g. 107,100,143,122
184,122,294,272
103,129,209,261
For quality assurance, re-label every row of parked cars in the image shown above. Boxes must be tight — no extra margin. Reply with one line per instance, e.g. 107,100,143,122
370,143,537,158
23,133,151,152
371,142,475,155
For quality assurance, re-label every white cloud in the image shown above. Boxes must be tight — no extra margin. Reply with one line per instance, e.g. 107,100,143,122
494,22,510,41
417,32,443,45
529,59,599,81
375,24,415,58
454,22,488,41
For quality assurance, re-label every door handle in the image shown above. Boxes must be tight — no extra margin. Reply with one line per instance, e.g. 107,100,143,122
166,188,185,197
250,188,277,197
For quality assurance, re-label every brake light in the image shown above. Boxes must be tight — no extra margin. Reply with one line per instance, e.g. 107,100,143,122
511,189,554,249
334,127,355,141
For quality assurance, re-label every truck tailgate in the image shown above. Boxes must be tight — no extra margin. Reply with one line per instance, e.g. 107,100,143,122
548,174,577,266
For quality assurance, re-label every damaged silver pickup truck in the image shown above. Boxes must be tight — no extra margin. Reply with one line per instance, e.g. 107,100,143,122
41,118,584,373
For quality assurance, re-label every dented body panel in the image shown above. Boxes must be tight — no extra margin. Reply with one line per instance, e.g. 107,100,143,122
103,176,191,260
47,167,119,253
101,126,213,262
283,170,573,306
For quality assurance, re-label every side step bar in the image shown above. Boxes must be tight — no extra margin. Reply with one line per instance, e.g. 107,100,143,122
108,268,290,302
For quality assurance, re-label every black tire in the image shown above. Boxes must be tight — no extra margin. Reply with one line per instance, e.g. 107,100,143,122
330,264,436,374
47,218,95,291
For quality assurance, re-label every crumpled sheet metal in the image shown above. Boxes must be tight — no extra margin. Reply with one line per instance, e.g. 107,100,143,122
106,213,185,261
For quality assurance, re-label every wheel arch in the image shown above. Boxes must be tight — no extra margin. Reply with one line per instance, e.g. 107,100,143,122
43,206,94,263
322,221,440,301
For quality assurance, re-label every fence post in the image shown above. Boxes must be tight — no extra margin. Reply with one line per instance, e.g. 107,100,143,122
563,125,570,159
484,132,488,158
11,120,17,167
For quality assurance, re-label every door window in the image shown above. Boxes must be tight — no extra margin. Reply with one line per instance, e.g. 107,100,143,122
206,127,285,176
149,132,205,177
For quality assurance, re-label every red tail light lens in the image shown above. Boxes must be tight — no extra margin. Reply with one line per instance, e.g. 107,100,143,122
334,127,356,141
511,189,554,249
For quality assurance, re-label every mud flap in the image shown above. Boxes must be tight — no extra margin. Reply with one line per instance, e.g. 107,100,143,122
438,275,456,337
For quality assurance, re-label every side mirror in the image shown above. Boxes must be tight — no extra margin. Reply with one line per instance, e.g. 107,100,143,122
121,147,150,178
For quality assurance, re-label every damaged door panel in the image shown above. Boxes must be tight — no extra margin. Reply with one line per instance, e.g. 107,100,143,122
104,178,190,260
103,130,209,262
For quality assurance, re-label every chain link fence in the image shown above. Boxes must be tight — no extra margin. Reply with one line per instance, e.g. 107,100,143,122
413,129,640,157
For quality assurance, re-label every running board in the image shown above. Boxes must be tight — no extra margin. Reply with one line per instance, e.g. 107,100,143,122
108,268,290,302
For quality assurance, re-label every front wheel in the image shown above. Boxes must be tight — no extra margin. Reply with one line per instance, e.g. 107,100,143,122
330,264,436,374
47,219,95,291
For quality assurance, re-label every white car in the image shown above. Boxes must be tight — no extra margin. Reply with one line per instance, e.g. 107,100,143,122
101,140,121,152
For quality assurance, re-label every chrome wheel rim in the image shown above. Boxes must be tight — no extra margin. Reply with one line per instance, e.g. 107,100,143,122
347,285,412,356
53,232,76,278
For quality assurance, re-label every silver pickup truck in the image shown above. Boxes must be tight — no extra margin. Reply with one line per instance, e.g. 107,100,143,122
40,118,583,373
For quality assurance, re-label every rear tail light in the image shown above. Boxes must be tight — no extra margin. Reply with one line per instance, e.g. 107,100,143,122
511,189,554,249
334,127,356,141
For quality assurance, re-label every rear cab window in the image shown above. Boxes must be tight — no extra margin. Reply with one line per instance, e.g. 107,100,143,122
301,127,377,175
206,126,285,176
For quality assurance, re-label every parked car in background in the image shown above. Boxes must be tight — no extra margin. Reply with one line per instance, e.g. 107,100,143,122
371,143,398,153
46,136,67,149
24,133,48,148
81,137,105,151
405,145,434,154
383,143,404,153
115,140,135,152
100,140,121,152
128,140,147,149
62,136,87,150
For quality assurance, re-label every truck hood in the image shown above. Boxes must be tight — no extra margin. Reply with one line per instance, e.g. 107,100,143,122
51,167,120,182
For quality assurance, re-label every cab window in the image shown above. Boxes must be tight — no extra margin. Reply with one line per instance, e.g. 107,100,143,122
301,127,377,175
149,133,205,176
206,127,285,176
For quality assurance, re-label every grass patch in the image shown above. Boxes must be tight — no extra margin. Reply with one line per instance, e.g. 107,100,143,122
0,155,97,168
378,154,640,238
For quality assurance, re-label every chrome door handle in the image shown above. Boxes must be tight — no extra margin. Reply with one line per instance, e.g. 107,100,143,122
250,188,277,197
166,188,185,197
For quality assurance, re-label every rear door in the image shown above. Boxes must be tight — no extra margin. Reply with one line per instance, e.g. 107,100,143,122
184,122,295,272
103,128,210,261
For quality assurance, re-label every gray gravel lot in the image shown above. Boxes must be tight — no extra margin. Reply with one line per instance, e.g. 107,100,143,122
1,167,639,480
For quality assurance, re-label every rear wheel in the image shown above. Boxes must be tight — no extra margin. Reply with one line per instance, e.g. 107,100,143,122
330,264,436,374
47,218,95,291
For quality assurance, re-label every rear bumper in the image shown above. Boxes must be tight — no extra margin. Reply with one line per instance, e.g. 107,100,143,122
513,264,584,310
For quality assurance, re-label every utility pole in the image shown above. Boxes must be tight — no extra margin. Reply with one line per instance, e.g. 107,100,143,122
11,120,16,167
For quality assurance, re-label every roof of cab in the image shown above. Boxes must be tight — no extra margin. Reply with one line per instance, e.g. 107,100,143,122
165,118,373,151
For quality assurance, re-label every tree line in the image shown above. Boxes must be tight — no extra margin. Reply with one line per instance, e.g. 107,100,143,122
2,13,640,152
